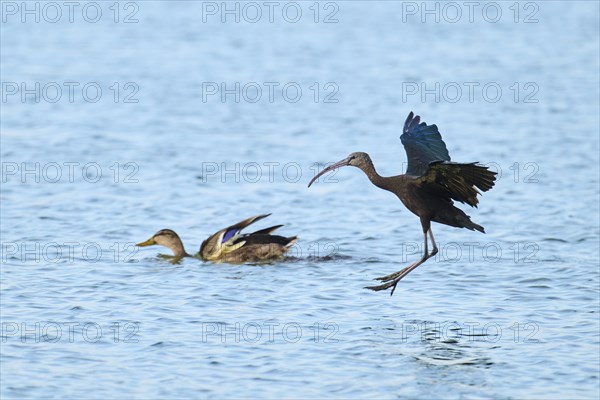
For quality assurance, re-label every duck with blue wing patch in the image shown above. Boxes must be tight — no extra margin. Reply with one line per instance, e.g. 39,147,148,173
136,214,297,263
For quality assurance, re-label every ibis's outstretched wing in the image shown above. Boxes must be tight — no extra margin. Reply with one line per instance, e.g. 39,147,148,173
401,112,451,176
415,162,497,208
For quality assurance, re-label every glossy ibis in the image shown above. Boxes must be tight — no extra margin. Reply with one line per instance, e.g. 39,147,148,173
137,214,298,263
308,112,496,295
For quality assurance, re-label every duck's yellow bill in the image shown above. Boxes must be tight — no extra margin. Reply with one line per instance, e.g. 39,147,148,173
136,238,155,247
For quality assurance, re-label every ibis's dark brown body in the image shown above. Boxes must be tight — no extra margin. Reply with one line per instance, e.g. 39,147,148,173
361,162,486,233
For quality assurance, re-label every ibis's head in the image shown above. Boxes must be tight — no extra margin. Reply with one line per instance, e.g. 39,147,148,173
308,152,372,187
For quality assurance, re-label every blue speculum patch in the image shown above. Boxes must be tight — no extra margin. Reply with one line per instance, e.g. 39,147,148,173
222,228,237,243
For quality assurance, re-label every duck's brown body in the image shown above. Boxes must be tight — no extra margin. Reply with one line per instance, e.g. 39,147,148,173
199,215,297,263
213,237,295,263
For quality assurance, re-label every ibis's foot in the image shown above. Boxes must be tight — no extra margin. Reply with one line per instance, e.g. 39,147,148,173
374,265,411,282
365,278,401,296
375,252,435,282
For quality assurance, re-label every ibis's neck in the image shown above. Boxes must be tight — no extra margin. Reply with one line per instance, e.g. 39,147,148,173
360,159,389,190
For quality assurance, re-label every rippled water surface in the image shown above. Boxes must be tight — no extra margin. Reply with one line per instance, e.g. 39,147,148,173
1,2,599,398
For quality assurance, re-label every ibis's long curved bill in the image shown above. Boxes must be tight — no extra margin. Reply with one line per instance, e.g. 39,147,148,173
307,156,352,188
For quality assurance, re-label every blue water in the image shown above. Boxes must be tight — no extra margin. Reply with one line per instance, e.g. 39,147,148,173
1,1,599,398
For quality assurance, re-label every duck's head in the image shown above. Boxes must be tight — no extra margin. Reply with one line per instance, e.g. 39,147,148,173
136,229,188,258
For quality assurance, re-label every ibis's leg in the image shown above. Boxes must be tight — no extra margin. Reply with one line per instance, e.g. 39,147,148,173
366,225,436,296
428,229,438,257
366,231,429,295
372,231,428,282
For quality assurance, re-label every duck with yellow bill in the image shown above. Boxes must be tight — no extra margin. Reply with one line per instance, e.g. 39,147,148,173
136,214,298,263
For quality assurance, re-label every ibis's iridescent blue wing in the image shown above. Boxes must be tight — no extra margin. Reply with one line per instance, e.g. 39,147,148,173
401,112,451,176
